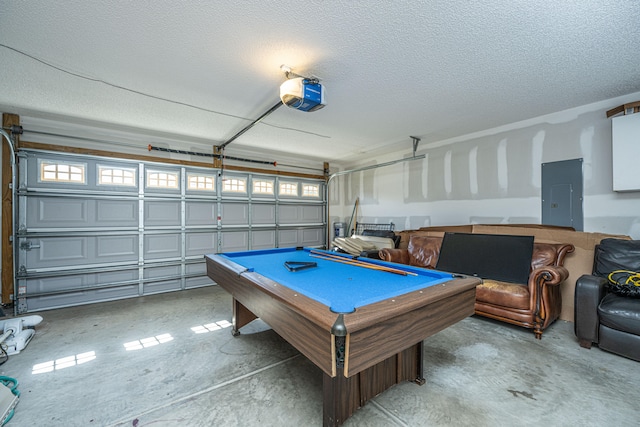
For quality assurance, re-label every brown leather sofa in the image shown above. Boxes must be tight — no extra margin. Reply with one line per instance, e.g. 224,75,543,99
574,238,640,361
379,234,575,339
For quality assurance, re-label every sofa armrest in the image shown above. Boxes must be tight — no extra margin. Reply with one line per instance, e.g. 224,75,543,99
530,265,569,288
527,265,569,327
379,248,410,264
574,274,607,348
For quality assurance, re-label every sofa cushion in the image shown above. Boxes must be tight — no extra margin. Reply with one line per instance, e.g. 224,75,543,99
598,293,640,336
598,325,640,361
476,280,530,310
594,239,640,277
407,235,442,268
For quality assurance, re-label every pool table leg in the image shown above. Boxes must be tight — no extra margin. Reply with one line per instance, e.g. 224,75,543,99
414,340,426,385
231,298,257,336
322,371,359,427
322,342,425,426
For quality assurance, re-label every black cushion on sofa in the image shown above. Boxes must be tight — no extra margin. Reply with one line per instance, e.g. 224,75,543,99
593,239,640,276
598,293,640,336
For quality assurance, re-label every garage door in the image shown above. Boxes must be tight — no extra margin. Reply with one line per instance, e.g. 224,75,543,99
15,149,326,312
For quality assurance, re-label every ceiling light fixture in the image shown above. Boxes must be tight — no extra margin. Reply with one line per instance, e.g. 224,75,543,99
279,64,326,112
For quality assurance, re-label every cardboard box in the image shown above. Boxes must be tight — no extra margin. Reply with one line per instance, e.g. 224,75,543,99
397,224,630,322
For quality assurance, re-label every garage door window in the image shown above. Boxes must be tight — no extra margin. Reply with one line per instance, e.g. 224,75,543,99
98,165,136,186
252,179,274,195
187,173,215,191
279,182,298,196
302,183,320,197
39,160,86,184
147,170,179,189
222,177,246,193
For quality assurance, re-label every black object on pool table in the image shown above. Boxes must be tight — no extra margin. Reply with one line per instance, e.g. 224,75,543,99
436,232,534,285
284,261,317,272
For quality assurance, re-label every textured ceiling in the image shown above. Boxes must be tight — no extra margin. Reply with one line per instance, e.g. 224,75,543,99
1,1,639,163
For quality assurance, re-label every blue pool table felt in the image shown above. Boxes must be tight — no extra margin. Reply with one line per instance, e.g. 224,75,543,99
222,247,453,313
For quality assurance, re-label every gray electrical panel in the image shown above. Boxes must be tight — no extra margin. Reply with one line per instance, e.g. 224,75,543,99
541,159,583,231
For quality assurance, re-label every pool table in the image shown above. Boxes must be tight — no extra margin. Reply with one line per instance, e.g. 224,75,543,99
205,247,480,426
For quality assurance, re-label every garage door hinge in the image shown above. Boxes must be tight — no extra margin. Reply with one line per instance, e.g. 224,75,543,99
20,241,41,251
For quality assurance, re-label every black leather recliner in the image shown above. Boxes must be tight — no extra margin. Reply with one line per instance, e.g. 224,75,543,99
574,238,640,361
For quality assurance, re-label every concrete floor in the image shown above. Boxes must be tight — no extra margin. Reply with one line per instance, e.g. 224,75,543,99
2,285,639,427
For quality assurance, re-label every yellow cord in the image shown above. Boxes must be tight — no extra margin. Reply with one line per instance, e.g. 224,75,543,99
608,270,640,287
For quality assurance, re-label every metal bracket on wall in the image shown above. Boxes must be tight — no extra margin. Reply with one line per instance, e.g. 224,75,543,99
410,136,421,157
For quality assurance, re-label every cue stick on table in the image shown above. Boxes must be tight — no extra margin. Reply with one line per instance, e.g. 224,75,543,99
309,250,417,276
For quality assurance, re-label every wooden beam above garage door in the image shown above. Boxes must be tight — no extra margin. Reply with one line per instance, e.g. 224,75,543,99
19,140,327,181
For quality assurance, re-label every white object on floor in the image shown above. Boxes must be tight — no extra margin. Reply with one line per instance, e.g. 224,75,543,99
0,315,43,355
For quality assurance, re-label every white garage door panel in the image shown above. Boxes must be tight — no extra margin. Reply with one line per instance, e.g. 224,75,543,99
143,265,182,294
30,197,87,225
26,273,82,294
221,232,249,252
252,204,276,224
301,205,323,223
278,205,298,224
27,197,140,229
31,237,87,266
96,200,139,226
26,268,139,293
145,201,181,226
220,203,249,225
186,262,206,276
276,228,324,248
25,235,140,269
252,230,276,249
186,276,213,288
24,266,140,310
185,201,216,226
277,205,323,225
96,268,140,285
144,279,181,294
26,284,139,311
184,262,212,288
278,230,299,247
301,228,324,246
186,233,216,257
144,265,180,279
96,235,139,259
25,235,138,269
144,234,181,259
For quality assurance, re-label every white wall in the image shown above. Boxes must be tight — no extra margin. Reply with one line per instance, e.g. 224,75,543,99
329,91,640,239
